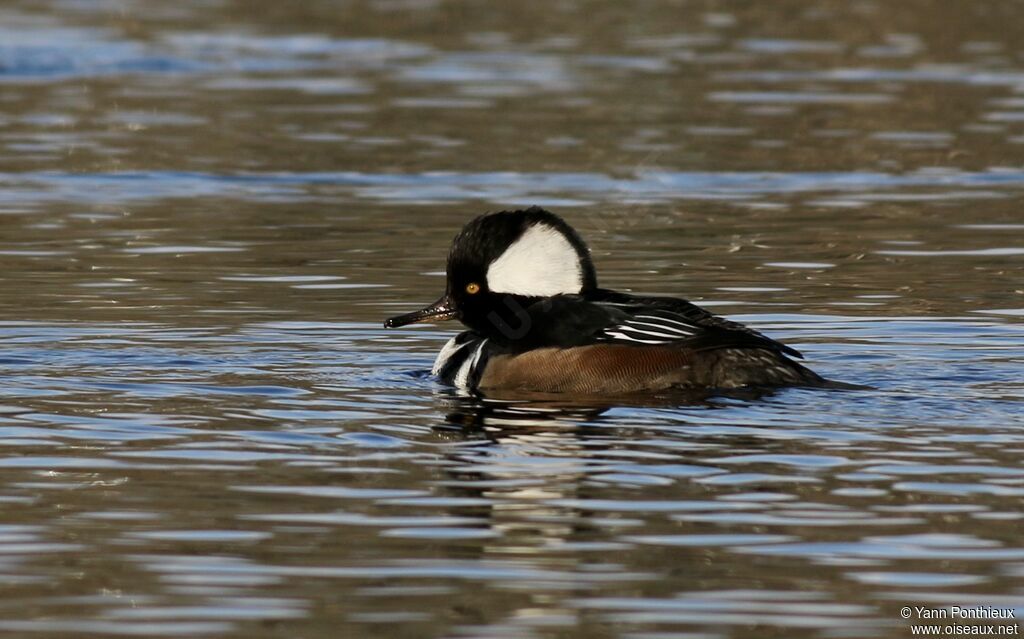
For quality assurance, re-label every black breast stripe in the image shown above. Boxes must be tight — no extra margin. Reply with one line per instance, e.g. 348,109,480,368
433,332,482,384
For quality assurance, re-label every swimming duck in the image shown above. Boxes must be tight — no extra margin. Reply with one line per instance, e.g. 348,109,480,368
385,207,828,394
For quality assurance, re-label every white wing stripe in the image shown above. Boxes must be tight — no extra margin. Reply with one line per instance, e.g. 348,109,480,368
614,327,688,341
601,311,702,344
622,319,694,336
604,331,666,344
633,314,699,331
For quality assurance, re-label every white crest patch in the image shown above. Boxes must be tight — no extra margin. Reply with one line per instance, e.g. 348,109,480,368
486,223,584,296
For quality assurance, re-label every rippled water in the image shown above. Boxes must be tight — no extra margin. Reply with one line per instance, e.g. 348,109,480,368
1,1,1023,637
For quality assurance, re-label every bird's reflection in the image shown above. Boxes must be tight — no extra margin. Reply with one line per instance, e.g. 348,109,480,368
427,385,784,547
416,386,795,628
434,385,781,437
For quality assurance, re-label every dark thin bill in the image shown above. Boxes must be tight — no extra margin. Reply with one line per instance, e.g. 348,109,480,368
384,295,456,328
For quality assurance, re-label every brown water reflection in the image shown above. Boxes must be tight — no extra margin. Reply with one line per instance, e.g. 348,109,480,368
0,0,1022,637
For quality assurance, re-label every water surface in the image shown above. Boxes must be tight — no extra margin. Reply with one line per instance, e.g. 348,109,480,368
0,1,1023,637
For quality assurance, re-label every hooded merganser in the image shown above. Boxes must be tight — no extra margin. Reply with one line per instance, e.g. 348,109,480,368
385,207,829,394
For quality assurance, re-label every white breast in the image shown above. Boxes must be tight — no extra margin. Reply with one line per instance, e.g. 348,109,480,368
432,336,469,376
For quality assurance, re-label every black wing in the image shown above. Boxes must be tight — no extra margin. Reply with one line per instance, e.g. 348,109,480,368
514,289,802,360
585,289,804,359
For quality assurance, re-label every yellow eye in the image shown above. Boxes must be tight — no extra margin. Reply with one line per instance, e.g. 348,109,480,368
465,282,480,294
